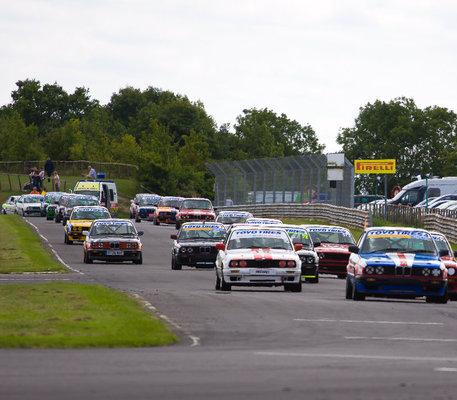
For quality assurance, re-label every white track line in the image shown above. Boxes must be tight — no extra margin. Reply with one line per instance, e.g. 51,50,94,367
24,219,84,275
435,367,457,372
294,318,444,326
345,336,457,343
255,351,457,363
131,293,200,347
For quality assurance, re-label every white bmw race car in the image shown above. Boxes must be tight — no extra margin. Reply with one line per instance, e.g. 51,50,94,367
215,226,302,292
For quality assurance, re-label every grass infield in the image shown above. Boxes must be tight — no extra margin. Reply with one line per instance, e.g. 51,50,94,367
0,282,177,348
0,215,66,274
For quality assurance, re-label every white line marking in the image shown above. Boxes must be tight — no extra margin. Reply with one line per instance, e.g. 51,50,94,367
0,278,71,281
255,352,457,363
435,367,457,372
24,219,84,275
294,318,444,326
189,335,201,347
345,336,457,343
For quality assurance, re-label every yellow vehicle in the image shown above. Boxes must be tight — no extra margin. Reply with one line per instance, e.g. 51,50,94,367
64,206,111,244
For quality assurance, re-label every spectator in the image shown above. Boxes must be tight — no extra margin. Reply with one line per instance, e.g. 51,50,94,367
53,171,61,191
86,165,97,179
30,167,41,190
30,187,40,195
44,158,55,181
38,168,45,190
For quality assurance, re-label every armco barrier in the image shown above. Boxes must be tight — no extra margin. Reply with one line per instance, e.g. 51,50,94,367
423,214,457,243
217,203,369,229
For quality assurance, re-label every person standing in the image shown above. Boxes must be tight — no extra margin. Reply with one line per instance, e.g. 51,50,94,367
86,165,97,179
44,158,55,182
38,168,45,190
52,171,61,191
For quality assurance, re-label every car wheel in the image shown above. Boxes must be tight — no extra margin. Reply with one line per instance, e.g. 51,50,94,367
64,234,73,245
134,254,143,265
215,274,221,290
352,281,365,301
171,258,182,270
175,222,181,230
345,277,353,299
154,218,160,226
220,277,231,291
337,274,346,279
426,295,448,304
287,279,302,293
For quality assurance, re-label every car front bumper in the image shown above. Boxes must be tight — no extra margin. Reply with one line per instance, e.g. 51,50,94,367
223,268,301,286
177,253,216,267
87,250,142,262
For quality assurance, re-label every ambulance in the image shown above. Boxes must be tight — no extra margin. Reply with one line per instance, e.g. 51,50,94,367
73,180,118,214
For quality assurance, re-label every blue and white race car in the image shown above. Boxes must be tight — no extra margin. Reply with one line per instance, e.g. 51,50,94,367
215,211,253,228
346,227,448,303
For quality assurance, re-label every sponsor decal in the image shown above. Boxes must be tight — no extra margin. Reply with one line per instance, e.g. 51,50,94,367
308,227,351,236
367,230,430,240
183,223,225,231
233,229,283,236
285,228,309,238
250,248,273,260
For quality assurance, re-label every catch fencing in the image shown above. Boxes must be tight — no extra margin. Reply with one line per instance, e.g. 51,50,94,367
208,154,354,208
217,203,369,230
0,160,138,179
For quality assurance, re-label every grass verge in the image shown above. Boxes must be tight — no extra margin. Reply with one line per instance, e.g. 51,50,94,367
0,215,66,273
0,282,177,348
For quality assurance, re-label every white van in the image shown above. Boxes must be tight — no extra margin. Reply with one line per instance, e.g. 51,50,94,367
389,177,457,206
73,180,118,213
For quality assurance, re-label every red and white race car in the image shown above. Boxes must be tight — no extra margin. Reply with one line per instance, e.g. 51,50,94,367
214,226,302,292
431,231,457,300
303,225,356,279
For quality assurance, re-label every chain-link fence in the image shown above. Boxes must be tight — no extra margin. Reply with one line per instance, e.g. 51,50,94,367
0,160,138,179
207,154,354,208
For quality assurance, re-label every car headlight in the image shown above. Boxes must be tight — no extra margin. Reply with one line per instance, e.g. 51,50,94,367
375,266,384,275
365,266,374,274
448,268,456,276
180,247,187,253
422,268,431,277
187,247,193,253
306,256,315,264
318,253,325,259
431,269,441,277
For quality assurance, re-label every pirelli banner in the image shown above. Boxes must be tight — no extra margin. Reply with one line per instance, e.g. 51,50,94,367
354,159,396,175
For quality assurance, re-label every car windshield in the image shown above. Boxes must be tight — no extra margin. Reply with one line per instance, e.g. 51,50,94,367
178,224,226,241
69,197,99,207
72,208,111,220
216,213,251,224
285,228,313,248
139,196,161,206
432,235,451,255
246,218,283,225
75,190,99,198
308,227,355,245
182,199,212,210
23,196,44,203
227,229,292,250
159,198,182,208
45,193,62,203
91,222,136,237
361,230,437,254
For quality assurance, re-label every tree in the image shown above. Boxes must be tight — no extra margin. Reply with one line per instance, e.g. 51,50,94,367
234,108,324,158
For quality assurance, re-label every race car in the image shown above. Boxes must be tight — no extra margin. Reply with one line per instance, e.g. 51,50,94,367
55,194,99,224
346,227,448,303
268,224,319,283
245,217,283,225
175,198,216,229
83,219,144,264
64,206,111,244
46,204,58,221
15,194,45,217
431,231,457,300
1,195,20,214
42,192,63,220
130,194,161,222
170,222,227,269
153,196,184,225
303,225,356,279
215,211,254,227
214,226,302,292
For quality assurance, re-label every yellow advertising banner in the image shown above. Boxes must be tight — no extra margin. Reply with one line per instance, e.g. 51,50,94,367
354,159,396,174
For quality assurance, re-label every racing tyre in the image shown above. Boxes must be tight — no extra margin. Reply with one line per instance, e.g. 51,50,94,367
220,277,231,291
215,274,221,290
171,258,182,270
345,277,353,299
64,234,73,245
175,222,181,230
426,295,448,304
134,254,143,265
352,282,365,301
306,276,319,284
154,218,160,226
337,274,346,280
290,281,302,293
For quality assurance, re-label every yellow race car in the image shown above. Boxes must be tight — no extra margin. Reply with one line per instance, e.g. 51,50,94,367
64,206,111,244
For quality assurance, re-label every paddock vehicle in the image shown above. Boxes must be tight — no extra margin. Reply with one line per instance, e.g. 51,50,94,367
130,194,161,222
83,219,143,264
214,226,302,292
175,198,216,230
42,192,63,218
268,225,319,283
304,225,355,279
431,231,457,300
64,206,111,244
15,195,45,216
153,196,184,225
245,217,283,225
56,194,99,224
170,222,227,269
2,195,20,214
73,180,118,214
215,211,254,227
346,227,448,303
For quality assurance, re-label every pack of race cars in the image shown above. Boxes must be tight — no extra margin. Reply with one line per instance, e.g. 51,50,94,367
3,192,457,302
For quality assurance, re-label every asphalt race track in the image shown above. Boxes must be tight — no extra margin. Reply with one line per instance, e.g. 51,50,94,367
3,218,457,399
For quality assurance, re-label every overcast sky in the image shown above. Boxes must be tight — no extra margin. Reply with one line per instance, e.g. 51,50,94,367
2,0,457,151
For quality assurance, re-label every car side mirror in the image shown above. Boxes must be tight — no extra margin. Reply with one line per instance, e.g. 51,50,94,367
82,230,89,236
170,234,178,240
294,243,303,251
137,231,144,236
348,245,359,254
439,249,450,257
215,243,225,251
313,241,321,248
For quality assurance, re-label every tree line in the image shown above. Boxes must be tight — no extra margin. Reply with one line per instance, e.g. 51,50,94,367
1,80,457,197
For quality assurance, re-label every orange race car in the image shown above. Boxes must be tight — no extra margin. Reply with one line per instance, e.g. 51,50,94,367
153,196,184,225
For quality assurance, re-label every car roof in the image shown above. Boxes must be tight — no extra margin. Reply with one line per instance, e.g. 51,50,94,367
182,197,211,201
92,218,132,224
181,222,225,228
267,224,307,230
302,224,348,230
72,205,108,210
